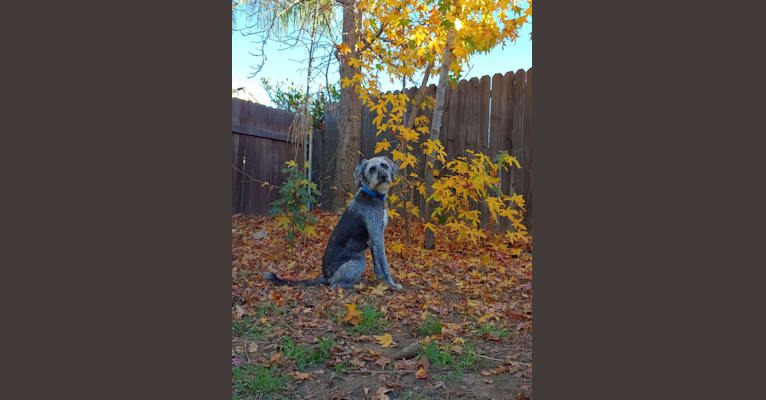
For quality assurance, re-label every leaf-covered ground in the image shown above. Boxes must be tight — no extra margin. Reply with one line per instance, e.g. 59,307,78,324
232,210,532,399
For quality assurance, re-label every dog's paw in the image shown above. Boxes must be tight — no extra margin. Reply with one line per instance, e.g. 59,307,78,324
389,282,403,291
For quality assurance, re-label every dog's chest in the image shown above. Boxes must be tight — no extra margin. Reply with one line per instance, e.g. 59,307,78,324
383,208,388,227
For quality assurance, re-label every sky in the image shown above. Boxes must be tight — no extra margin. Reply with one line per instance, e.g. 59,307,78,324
232,13,532,106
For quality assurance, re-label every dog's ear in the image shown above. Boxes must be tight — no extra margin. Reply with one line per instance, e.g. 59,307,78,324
383,156,399,176
354,159,368,187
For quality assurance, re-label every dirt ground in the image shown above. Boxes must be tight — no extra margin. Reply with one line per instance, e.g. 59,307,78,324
232,212,532,399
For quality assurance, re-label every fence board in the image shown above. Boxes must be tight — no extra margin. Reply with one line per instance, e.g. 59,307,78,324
478,75,492,228
523,68,533,232
510,69,526,214
232,134,243,214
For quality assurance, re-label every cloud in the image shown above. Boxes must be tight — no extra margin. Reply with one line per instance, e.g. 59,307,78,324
232,79,274,107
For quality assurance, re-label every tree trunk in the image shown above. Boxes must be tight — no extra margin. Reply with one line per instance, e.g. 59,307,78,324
423,27,456,250
333,0,362,210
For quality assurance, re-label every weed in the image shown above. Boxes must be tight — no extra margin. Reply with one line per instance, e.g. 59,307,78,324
419,340,478,378
280,336,311,371
269,160,321,246
348,304,387,335
417,313,442,336
453,341,478,376
475,323,509,339
281,335,336,371
310,336,336,365
334,360,349,373
232,365,287,399
232,316,268,340
255,302,280,318
402,391,428,400
419,341,454,368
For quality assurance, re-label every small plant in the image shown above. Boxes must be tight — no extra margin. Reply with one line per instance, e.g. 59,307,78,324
333,360,349,373
280,336,311,371
255,302,280,318
310,336,336,365
476,323,509,340
348,304,387,335
419,341,454,369
418,313,442,336
232,316,267,340
232,365,287,399
269,161,321,246
453,341,478,376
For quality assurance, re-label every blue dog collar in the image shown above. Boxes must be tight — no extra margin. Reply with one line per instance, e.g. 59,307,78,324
361,186,385,200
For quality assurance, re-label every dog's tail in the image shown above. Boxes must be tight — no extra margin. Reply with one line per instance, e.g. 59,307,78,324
264,271,326,287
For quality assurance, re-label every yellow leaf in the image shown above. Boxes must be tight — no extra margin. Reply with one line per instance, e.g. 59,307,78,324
416,367,428,379
391,149,406,162
375,139,391,154
275,215,290,230
345,303,361,325
337,42,351,55
478,314,494,324
347,57,362,68
374,333,396,348
371,284,388,296
303,223,317,238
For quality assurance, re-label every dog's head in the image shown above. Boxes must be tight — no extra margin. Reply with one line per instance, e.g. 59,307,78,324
354,156,398,194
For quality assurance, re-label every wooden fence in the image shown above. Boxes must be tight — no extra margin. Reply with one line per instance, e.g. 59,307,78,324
232,68,532,231
232,98,300,216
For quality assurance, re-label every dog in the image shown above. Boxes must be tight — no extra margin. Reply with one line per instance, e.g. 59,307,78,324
264,156,404,290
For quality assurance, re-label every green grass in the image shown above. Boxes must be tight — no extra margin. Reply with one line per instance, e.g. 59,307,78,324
232,365,287,399
232,316,268,340
280,335,336,371
418,340,478,377
419,341,454,368
333,360,349,373
348,304,387,335
310,336,336,365
417,313,442,336
402,391,429,400
255,302,282,318
476,323,509,339
452,341,478,376
280,336,312,371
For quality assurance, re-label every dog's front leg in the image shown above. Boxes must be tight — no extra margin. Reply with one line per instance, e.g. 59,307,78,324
369,235,402,290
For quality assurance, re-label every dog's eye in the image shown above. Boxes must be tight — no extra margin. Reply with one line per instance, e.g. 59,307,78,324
369,165,376,172
381,163,388,170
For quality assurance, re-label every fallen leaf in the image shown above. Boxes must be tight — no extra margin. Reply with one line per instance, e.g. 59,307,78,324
351,358,367,368
373,386,392,400
371,283,388,296
374,333,396,348
247,342,258,353
375,357,390,368
416,367,428,379
290,371,312,380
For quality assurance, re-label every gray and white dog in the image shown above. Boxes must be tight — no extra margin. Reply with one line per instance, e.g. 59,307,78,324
264,156,403,290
